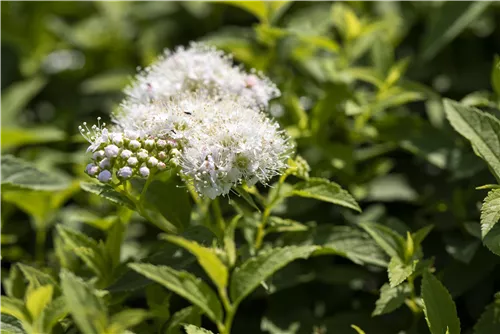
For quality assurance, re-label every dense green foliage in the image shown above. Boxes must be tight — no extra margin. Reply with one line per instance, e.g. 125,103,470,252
2,1,500,334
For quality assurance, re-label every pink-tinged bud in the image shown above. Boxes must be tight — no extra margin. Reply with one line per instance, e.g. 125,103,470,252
156,139,167,149
245,75,259,88
117,166,133,180
157,162,167,171
104,145,120,158
98,170,112,183
139,166,150,178
158,151,167,160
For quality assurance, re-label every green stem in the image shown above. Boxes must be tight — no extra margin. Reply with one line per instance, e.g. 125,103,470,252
217,288,236,334
212,198,225,237
35,228,47,263
140,173,154,204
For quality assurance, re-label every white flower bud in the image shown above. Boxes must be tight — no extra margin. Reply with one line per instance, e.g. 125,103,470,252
245,74,258,88
127,157,139,166
92,150,105,161
120,149,133,159
139,166,150,178
156,139,167,149
137,149,149,161
104,145,120,158
158,151,167,160
128,140,141,151
111,133,124,146
147,157,158,168
99,158,111,169
145,139,155,150
98,170,112,183
157,162,167,171
117,166,133,180
85,163,99,176
125,130,139,140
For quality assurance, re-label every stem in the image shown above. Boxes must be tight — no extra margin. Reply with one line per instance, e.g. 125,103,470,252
35,228,47,263
217,288,236,334
212,198,225,237
140,173,154,204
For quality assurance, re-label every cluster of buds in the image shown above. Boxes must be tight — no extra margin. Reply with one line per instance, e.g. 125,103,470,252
80,121,179,183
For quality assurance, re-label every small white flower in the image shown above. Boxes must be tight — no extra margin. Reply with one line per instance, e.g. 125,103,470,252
120,149,133,159
110,133,124,146
145,139,155,150
92,150,105,161
104,144,120,158
99,158,111,169
79,118,109,152
139,166,150,178
127,157,139,166
128,140,141,151
147,157,158,168
117,166,133,179
98,170,112,183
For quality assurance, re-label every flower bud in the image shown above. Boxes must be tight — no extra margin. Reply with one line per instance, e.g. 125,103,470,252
117,166,133,180
92,150,105,161
120,149,133,159
99,158,111,169
145,139,155,150
85,163,99,176
157,162,167,171
125,130,139,140
158,151,167,160
139,166,150,178
128,140,141,151
127,157,139,166
156,139,167,149
245,74,258,88
111,133,124,146
137,149,149,161
104,144,120,158
98,170,112,183
147,157,158,168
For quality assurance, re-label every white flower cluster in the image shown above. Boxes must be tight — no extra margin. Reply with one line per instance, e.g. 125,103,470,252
81,43,291,199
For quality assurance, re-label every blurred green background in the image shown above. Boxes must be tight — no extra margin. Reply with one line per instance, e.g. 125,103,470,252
2,1,500,333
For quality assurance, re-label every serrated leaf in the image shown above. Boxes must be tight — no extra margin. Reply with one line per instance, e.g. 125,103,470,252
1,155,70,191
444,99,500,181
184,324,215,334
388,257,417,288
474,299,500,334
25,285,53,320
420,1,491,61
80,182,135,209
60,270,108,334
373,283,411,316
164,306,201,334
266,216,308,234
0,297,31,323
17,264,57,292
230,246,317,305
34,297,68,334
129,263,223,324
107,309,149,333
56,225,109,279
481,189,500,239
291,178,361,212
421,272,461,334
412,225,434,246
161,235,228,291
359,222,406,260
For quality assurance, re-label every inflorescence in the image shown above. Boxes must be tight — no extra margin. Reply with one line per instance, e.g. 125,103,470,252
80,42,291,199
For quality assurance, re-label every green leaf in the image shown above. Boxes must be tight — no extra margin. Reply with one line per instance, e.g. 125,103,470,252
0,297,31,323
224,215,241,267
1,155,70,191
421,272,461,334
420,1,491,61
1,127,66,150
230,245,317,305
372,283,411,316
60,270,108,334
221,1,268,22
474,298,500,334
359,222,406,260
184,324,215,334
56,225,109,279
1,76,47,126
1,314,26,334
107,309,150,333
80,182,135,209
412,225,434,246
161,235,228,291
17,264,58,292
444,99,500,181
25,285,53,320
164,306,201,334
234,186,261,212
266,216,308,234
492,54,500,97
291,178,361,212
129,263,223,324
481,189,500,240
34,297,68,334
388,257,417,288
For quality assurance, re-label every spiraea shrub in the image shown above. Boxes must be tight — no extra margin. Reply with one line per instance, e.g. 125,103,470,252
2,2,500,334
